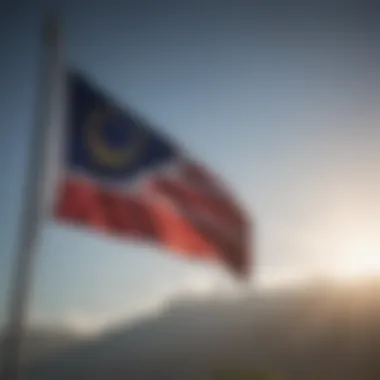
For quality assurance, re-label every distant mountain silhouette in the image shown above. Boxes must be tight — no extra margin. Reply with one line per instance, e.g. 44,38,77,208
19,278,380,379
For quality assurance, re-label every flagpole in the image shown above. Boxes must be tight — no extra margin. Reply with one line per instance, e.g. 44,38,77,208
1,14,62,380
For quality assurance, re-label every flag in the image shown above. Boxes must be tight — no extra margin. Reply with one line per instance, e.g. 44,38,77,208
54,71,251,277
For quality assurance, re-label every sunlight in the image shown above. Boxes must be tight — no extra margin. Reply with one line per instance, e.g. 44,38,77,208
328,236,380,282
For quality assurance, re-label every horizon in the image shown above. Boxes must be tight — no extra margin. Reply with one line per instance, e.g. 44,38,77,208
11,270,380,337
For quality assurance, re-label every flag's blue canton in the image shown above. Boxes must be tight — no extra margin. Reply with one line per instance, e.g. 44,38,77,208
68,72,177,181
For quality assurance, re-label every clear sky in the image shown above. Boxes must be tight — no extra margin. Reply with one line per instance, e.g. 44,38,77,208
1,0,380,334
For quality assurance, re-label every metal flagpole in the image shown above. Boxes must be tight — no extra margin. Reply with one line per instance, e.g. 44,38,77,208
1,14,62,380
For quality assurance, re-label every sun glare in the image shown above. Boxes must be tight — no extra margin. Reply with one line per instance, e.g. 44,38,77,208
328,238,380,282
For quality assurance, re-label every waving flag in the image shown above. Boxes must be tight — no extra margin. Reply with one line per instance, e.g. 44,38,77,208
54,72,251,277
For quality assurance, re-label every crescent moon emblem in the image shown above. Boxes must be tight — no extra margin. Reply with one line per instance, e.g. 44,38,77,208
84,107,147,170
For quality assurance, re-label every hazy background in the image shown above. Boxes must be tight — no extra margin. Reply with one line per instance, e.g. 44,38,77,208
1,3,380,375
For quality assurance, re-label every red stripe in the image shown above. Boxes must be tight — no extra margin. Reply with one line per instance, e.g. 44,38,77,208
149,199,218,259
55,177,157,240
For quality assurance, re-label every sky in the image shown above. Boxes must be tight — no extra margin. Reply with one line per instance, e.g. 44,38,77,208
1,0,380,334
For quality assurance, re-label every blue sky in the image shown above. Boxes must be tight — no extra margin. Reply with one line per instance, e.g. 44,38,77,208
1,1,380,333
